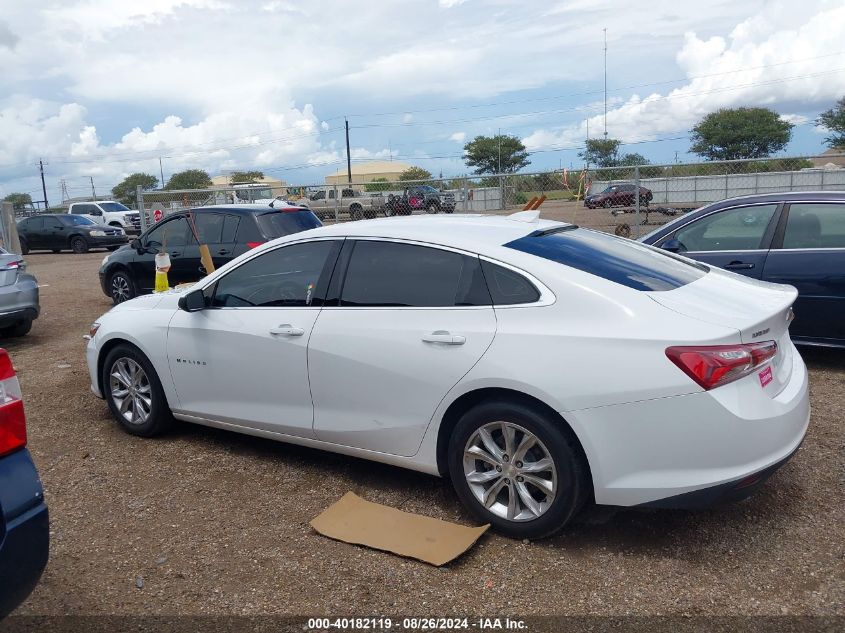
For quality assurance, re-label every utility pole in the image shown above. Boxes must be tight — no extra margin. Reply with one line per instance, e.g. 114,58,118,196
603,27,608,138
159,157,165,188
90,176,97,200
345,117,352,185
60,179,69,203
497,128,502,173
39,159,48,210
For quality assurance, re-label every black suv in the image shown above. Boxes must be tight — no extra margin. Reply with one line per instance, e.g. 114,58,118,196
99,205,322,304
17,214,128,254
387,185,456,215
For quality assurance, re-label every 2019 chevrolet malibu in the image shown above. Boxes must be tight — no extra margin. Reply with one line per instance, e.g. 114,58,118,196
85,213,809,539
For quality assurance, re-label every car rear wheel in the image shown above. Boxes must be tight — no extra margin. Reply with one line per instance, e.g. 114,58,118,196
70,236,89,254
349,204,364,221
448,400,588,539
1,319,32,338
426,202,439,214
109,269,136,304
102,344,173,437
602,199,612,208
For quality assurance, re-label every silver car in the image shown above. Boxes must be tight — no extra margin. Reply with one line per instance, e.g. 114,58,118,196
0,248,38,337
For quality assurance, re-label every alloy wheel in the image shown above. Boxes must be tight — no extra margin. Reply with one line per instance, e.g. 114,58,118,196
111,275,131,303
109,358,152,425
463,421,557,522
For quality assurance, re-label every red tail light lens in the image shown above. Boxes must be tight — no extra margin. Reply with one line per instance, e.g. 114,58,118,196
665,341,777,390
0,348,26,457
246,242,264,249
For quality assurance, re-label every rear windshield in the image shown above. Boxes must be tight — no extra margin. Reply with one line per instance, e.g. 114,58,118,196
256,210,322,239
505,227,707,291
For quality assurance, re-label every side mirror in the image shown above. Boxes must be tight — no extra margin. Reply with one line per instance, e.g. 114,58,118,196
178,288,206,312
661,238,685,254
130,238,141,251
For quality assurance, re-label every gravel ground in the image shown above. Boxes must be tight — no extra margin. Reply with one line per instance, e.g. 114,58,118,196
8,239,845,617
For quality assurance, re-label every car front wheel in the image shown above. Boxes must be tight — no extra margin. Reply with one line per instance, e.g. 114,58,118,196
448,400,588,539
108,269,136,304
102,344,173,437
71,236,89,254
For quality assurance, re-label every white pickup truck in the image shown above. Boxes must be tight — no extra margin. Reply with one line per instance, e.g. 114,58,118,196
66,200,141,233
296,187,384,221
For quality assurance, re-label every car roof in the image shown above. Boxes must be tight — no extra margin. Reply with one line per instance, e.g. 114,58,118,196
185,204,309,216
294,213,568,253
706,190,845,207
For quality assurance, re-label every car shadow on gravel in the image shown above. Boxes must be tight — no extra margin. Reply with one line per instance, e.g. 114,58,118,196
799,346,845,370
165,417,809,560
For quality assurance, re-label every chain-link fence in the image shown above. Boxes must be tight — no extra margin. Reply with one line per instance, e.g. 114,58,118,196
137,153,845,238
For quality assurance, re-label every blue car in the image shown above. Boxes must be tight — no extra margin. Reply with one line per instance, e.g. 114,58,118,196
0,349,48,618
640,191,845,348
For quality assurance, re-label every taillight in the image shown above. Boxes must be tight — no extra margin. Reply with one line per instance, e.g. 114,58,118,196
0,348,26,457
246,242,264,249
665,341,777,390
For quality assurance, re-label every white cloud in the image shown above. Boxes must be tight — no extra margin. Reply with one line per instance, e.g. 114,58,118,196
403,113,414,123
439,0,468,7
449,132,466,143
780,113,809,126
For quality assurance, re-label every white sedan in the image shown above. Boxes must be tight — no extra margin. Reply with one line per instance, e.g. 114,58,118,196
86,212,809,539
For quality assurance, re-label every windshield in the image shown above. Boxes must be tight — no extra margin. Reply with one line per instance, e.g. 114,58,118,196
638,207,703,243
59,215,97,226
99,202,130,213
256,210,322,238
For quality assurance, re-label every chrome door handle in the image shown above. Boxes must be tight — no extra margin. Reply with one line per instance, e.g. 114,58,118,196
725,261,755,270
269,324,305,337
421,331,466,345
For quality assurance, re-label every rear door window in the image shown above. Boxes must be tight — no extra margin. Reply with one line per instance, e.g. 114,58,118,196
340,241,490,307
480,260,540,305
781,203,845,249
193,213,225,244
672,204,779,252
505,227,707,292
221,215,240,243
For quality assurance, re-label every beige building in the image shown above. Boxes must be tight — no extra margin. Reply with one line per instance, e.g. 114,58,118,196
810,148,845,169
210,174,287,197
324,160,412,186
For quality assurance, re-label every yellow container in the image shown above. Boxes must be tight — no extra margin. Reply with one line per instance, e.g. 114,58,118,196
154,270,170,293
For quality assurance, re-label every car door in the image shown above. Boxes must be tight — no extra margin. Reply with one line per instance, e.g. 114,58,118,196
762,201,845,344
132,215,197,291
20,218,43,249
308,239,497,457
661,203,782,279
42,216,66,250
192,212,228,272
166,239,342,436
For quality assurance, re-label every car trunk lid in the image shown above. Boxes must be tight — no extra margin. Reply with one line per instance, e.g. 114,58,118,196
649,268,797,394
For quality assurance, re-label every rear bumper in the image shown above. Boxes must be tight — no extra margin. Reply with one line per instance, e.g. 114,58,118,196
0,449,50,618
0,276,39,328
567,344,810,507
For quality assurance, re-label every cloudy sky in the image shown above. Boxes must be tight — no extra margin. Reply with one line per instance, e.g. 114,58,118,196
1,0,844,205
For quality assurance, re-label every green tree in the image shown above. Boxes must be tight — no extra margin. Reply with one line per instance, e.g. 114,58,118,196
816,97,845,149
111,173,158,206
579,138,621,167
398,167,432,182
616,152,650,166
463,135,530,174
164,169,212,190
690,107,793,160
2,193,32,210
229,170,264,183
365,177,392,192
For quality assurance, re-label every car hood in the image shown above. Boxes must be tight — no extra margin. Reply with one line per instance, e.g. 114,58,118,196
108,289,184,313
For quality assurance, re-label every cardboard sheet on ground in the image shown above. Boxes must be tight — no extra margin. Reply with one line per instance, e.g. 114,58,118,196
310,492,489,566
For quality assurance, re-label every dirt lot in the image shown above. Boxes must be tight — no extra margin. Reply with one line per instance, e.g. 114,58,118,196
7,242,845,617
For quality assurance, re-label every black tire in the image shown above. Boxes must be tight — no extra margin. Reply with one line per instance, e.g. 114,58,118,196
101,344,173,437
19,238,29,255
602,199,612,208
108,269,137,305
1,319,32,338
444,207,454,214
70,236,89,254
448,400,588,540
349,204,364,221
426,202,439,214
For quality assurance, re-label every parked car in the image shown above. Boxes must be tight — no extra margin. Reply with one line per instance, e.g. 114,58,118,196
17,214,128,255
585,183,653,209
86,213,808,539
386,185,456,215
99,204,322,304
640,191,845,348
0,348,49,617
297,187,382,221
0,249,39,338
66,200,141,233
